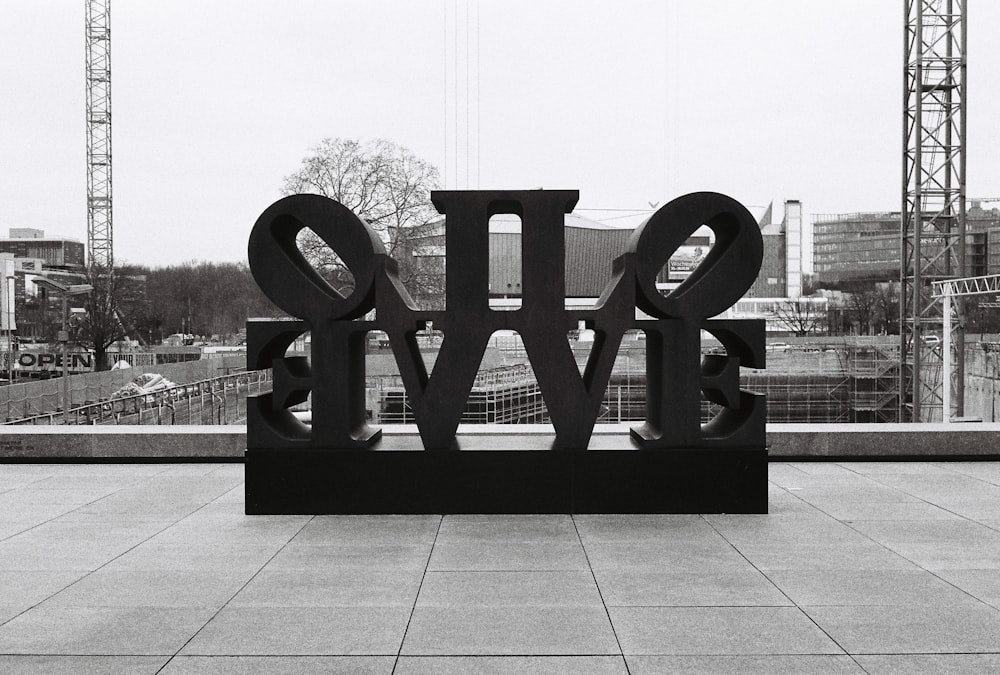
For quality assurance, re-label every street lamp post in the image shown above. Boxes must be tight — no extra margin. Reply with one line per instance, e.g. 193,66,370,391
33,277,93,424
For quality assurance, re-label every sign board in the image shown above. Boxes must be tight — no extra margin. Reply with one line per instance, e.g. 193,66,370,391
15,351,95,373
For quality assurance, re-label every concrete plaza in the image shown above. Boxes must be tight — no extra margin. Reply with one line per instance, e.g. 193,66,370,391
1,461,999,673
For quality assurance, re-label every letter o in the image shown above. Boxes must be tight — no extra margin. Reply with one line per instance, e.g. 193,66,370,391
629,192,762,320
248,194,385,321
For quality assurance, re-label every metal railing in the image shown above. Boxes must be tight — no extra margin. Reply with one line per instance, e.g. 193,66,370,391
4,370,272,426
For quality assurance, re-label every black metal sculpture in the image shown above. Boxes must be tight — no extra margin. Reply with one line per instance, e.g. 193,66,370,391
245,190,766,514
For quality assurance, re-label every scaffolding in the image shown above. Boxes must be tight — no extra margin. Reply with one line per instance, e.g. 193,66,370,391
829,339,902,422
370,343,911,426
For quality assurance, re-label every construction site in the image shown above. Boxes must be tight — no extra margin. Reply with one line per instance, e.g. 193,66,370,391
364,332,1000,427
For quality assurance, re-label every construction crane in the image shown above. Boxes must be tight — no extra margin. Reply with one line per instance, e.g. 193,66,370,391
85,0,113,270
900,0,967,422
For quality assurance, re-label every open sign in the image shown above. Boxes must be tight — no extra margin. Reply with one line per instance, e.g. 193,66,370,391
16,351,94,373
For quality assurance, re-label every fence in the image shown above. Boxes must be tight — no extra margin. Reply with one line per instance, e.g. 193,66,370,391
4,370,271,426
0,355,246,422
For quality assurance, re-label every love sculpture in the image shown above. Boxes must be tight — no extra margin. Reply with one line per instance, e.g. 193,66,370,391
245,190,767,514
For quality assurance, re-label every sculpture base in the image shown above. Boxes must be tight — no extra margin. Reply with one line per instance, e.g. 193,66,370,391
245,445,767,514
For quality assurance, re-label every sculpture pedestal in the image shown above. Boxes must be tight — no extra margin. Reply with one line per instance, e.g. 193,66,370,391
245,432,766,514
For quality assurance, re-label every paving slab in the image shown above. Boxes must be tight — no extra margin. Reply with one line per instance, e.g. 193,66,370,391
229,568,424,607
265,542,433,571
416,571,603,607
401,606,620,656
595,568,789,607
804,603,1000,653
934,568,1000,606
159,655,396,674
394,655,628,674
763,569,978,606
44,569,254,608
428,541,589,571
608,606,843,655
0,606,217,655
0,655,170,675
627,654,865,674
180,606,411,656
854,654,1000,674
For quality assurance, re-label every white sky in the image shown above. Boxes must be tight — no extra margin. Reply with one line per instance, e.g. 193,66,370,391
2,1,1000,268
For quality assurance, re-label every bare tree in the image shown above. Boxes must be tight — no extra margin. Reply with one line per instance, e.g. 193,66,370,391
282,138,443,304
76,264,134,371
771,299,827,337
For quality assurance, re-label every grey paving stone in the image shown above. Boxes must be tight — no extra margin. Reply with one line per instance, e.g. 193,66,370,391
395,655,629,674
416,571,604,607
855,654,1000,674
180,606,411,655
942,462,1000,483
0,605,25,623
44,569,254,608
0,541,130,571
583,540,752,572
229,568,424,607
0,486,118,505
765,569,978,606
842,462,966,476
159,655,395,674
627,654,865,674
401,607,620,655
815,500,965,521
936,500,1000,520
0,655,169,675
794,487,918,506
148,516,307,547
935,568,1000,606
437,515,579,542
0,503,81,523
608,606,843,655
0,570,85,606
871,473,1000,501
573,514,716,543
875,540,1000,570
804,603,1000,653
428,541,589,571
847,519,1000,546
291,515,441,545
100,542,280,573
0,606,216,655
4,520,169,548
595,568,790,607
708,516,865,547
265,542,433,571
734,540,917,571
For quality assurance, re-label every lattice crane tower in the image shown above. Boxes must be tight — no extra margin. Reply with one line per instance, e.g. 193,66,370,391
85,0,113,270
900,0,967,422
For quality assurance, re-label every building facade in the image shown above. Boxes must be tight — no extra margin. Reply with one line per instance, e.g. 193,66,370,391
0,229,85,271
812,205,1000,286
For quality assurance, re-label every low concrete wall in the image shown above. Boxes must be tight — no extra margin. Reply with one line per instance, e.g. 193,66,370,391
0,425,246,460
767,422,1000,458
0,423,997,460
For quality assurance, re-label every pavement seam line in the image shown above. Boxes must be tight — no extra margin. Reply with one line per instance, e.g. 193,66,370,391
698,513,861,666
571,515,631,675
154,493,316,672
391,514,443,674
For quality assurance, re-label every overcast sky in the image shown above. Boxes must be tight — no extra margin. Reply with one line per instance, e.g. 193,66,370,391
2,1,999,268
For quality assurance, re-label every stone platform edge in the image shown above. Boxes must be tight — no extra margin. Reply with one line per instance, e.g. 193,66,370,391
0,423,998,460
